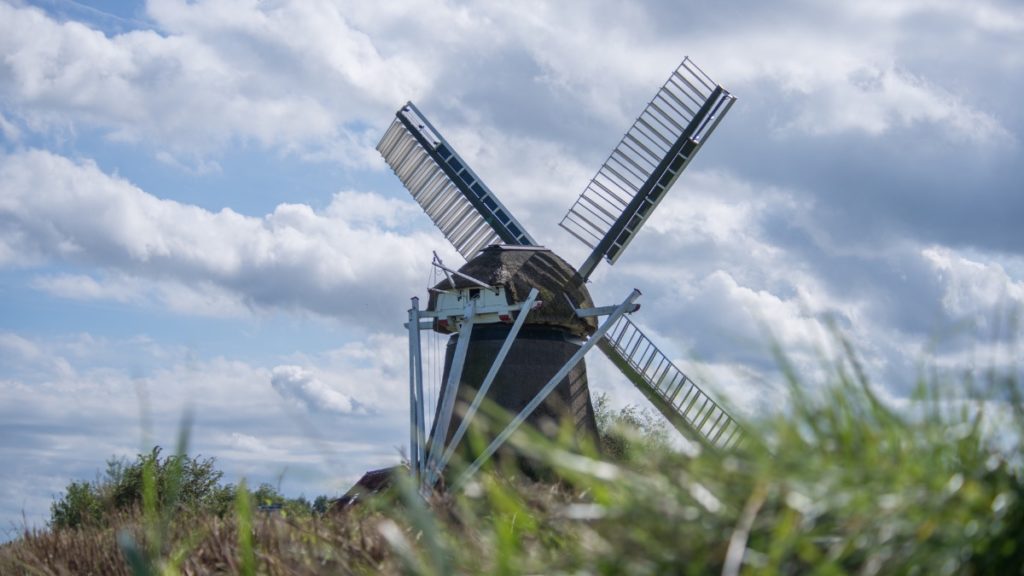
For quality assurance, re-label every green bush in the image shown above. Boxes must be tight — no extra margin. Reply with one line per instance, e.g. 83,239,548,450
48,447,303,529
593,392,671,461
107,447,236,517
49,480,105,529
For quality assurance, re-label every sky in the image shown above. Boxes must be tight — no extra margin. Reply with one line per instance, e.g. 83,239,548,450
1,0,1022,537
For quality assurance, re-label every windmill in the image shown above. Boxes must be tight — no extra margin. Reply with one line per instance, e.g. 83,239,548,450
378,57,743,491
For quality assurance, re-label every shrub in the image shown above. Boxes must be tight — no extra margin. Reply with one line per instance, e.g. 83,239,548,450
49,480,105,529
51,447,253,529
593,392,671,461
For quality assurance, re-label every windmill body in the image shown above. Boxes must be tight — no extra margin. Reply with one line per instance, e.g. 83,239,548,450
378,57,746,491
425,245,601,467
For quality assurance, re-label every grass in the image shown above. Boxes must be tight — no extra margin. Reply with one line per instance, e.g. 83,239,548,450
1,341,1022,575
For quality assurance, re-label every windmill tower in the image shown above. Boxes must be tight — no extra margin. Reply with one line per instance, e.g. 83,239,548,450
378,57,745,490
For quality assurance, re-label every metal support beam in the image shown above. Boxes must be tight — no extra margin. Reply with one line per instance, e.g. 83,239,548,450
575,303,641,318
453,288,642,490
407,300,419,478
404,300,539,329
431,258,492,289
403,319,435,330
408,297,426,479
407,299,425,477
423,300,476,489
433,251,456,289
438,288,539,472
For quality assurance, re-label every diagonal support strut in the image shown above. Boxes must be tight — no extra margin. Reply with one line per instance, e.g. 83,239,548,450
453,288,642,490
437,288,540,473
423,300,476,489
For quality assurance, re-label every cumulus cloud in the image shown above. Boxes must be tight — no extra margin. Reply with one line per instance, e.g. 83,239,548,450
270,365,359,415
924,246,1024,325
0,0,427,163
2,0,1019,164
688,29,1015,146
0,149,441,321
777,63,1011,144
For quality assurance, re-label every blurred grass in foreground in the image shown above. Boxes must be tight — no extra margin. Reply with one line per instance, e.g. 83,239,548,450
1,341,1022,575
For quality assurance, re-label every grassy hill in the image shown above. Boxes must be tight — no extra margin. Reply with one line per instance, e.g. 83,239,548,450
2,351,1022,575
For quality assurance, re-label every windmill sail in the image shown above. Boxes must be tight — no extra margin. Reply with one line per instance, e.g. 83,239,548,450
561,58,736,280
598,315,744,450
378,102,536,259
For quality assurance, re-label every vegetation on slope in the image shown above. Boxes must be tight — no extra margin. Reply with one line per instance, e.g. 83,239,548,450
2,345,1022,575
48,447,328,531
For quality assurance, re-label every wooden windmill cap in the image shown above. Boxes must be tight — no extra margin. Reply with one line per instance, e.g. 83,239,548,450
428,245,597,337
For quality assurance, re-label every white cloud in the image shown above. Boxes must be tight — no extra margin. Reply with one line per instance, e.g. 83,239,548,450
923,246,1024,323
0,112,20,142
32,273,253,319
153,150,223,175
281,333,409,411
229,432,270,454
1,0,1016,169
0,149,440,321
847,1,1024,33
0,331,76,381
354,1,1018,151
697,35,1014,145
0,331,43,360
326,190,422,228
32,273,144,304
271,364,358,415
641,171,797,259
0,1,427,162
784,64,1011,144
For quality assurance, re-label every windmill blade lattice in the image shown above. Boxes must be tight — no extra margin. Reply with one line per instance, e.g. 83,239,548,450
562,58,736,280
598,315,745,450
377,102,536,259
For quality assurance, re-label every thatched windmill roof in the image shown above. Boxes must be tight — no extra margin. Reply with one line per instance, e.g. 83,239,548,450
427,245,597,337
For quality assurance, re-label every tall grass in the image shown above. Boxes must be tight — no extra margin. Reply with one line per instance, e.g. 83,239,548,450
2,343,1021,575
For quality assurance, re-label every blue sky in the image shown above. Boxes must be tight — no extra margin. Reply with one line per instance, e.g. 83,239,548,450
1,0,1022,537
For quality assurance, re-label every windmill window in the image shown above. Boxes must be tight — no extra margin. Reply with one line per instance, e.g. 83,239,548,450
658,172,674,187
508,223,522,237
448,157,464,173
483,197,498,210
669,155,686,172
437,145,452,160
495,209,510,224
471,182,487,198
